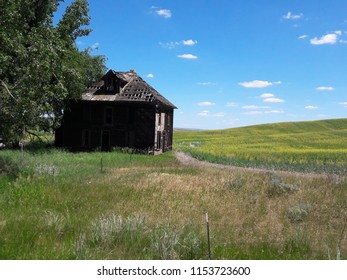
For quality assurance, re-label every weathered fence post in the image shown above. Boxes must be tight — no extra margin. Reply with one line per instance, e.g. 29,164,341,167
52,166,55,183
206,212,211,260
21,127,25,156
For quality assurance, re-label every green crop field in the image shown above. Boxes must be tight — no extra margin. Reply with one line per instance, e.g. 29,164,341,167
174,118,347,174
0,119,346,260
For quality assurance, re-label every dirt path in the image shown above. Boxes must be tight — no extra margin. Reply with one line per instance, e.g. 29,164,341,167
175,151,345,180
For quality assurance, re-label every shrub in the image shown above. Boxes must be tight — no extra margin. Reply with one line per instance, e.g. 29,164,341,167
84,213,204,260
89,213,145,246
267,173,298,197
223,175,245,192
148,225,204,260
42,210,66,235
286,203,311,223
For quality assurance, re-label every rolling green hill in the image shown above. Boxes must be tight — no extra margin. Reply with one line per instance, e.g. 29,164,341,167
174,118,347,174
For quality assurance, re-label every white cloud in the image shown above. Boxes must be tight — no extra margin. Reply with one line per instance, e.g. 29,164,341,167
265,110,284,114
310,31,341,45
259,93,284,103
282,12,304,20
260,93,275,98
197,101,216,107
183,39,198,46
198,110,209,116
316,86,334,91
160,39,198,49
90,42,99,50
212,113,225,117
263,98,285,103
339,102,347,107
242,105,258,109
239,80,281,88
146,73,154,78
243,111,263,115
226,102,238,107
242,105,271,109
243,109,283,115
156,9,172,18
198,110,225,117
305,105,319,109
159,41,180,49
298,35,308,39
177,54,198,59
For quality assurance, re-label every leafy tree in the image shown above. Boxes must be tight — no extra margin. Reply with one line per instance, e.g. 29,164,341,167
0,0,106,145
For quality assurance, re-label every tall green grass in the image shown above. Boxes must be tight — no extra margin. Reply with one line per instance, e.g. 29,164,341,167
0,146,206,259
174,118,347,174
0,138,346,259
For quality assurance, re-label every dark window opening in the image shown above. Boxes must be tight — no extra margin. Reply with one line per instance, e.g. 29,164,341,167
106,78,114,92
105,78,120,93
158,113,161,126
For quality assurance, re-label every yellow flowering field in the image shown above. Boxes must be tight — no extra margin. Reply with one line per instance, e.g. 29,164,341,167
174,119,347,174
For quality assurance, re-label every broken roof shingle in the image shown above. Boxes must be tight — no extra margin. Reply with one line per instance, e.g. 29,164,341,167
81,70,177,109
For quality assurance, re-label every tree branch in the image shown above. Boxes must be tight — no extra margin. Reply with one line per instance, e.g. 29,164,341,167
26,130,44,143
0,79,18,102
53,72,68,92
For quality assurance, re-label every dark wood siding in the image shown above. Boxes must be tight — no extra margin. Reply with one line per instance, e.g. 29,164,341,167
55,100,173,153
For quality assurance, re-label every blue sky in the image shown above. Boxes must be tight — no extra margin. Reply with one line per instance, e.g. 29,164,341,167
57,0,347,129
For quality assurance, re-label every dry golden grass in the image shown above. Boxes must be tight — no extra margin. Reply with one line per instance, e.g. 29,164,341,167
1,148,346,259
87,156,347,259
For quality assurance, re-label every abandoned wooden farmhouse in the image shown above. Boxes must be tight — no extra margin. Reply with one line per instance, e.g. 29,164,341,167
55,69,177,154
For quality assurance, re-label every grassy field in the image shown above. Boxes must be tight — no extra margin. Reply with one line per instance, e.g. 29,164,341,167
0,119,346,259
174,118,347,174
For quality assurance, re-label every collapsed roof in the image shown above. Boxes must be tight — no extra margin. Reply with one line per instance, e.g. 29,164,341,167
81,70,177,109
